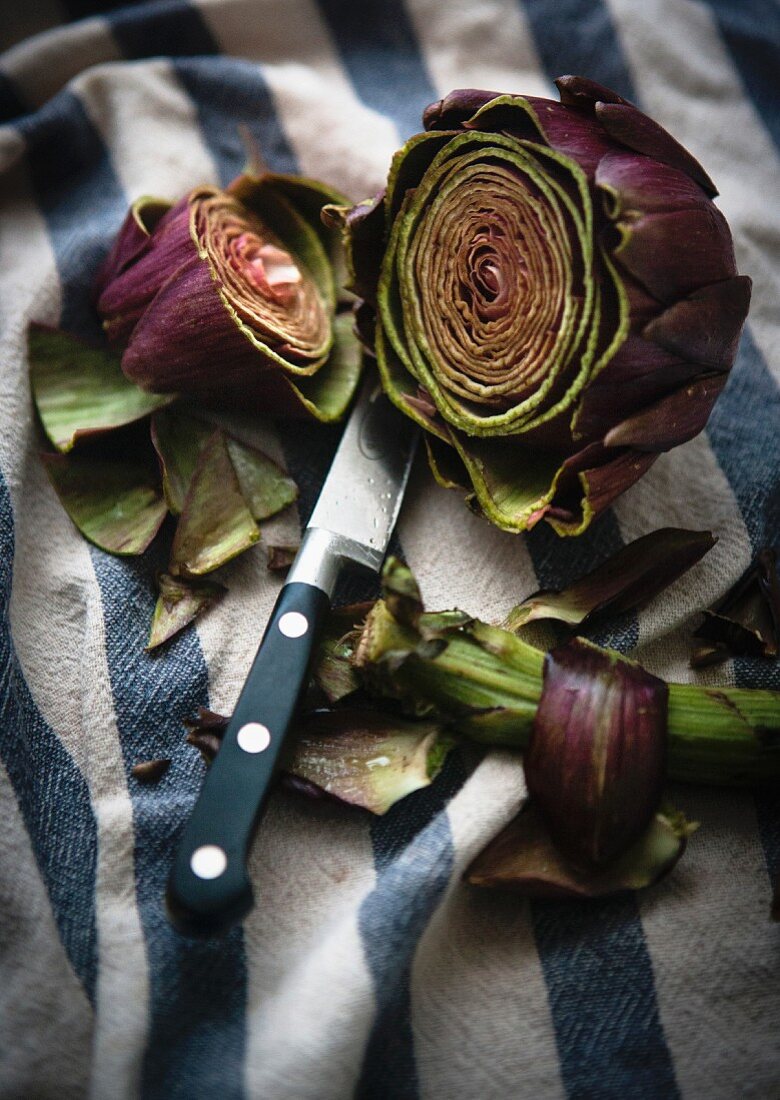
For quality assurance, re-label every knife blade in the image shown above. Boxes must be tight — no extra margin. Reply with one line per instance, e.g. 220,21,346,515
167,376,418,936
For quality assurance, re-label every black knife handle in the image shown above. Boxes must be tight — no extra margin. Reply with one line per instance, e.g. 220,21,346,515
167,581,331,936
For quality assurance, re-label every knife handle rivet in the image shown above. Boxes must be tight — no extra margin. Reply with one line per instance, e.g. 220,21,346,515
190,845,227,880
237,722,271,754
278,611,309,638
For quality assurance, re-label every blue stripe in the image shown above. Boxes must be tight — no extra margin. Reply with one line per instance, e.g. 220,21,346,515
521,0,638,101
108,0,218,59
173,57,298,188
699,0,780,156
316,0,437,139
0,471,99,1001
19,88,247,1099
518,4,680,1094
532,896,679,1100
355,754,467,1100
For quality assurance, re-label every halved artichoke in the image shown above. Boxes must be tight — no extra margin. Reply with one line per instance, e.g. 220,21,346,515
333,76,751,534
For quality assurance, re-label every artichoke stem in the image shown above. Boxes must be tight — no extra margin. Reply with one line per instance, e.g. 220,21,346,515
354,601,780,787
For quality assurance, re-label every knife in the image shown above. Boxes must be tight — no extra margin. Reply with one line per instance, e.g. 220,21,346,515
167,376,418,936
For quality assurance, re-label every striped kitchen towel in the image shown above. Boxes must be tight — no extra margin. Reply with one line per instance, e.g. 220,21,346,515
0,1,778,1096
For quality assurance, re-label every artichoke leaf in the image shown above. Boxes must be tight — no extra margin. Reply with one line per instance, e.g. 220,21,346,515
169,430,260,577
504,527,716,631
147,571,227,650
184,705,455,815
41,450,167,555
466,803,695,899
29,323,173,453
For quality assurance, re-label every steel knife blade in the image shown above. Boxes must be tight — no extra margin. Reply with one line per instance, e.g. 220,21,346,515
167,376,418,936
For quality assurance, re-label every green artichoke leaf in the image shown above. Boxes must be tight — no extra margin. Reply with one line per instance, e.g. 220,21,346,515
283,311,363,422
466,803,696,898
289,709,456,815
184,704,456,815
225,437,298,521
169,429,260,576
313,601,373,703
147,571,226,650
41,450,167,555
504,527,716,631
29,323,174,453
151,409,212,514
152,408,298,521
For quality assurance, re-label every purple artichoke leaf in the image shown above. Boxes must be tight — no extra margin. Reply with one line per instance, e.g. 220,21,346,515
423,88,503,131
525,637,668,866
29,323,174,453
169,429,260,577
322,191,386,306
266,542,300,573
594,101,717,197
504,527,716,632
693,548,780,661
643,276,752,370
554,75,633,110
466,802,695,899
613,206,737,304
605,374,728,451
131,757,172,783
94,194,173,296
41,450,167,556
147,571,227,650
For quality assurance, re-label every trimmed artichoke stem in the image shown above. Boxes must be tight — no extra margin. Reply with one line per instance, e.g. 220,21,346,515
356,603,780,787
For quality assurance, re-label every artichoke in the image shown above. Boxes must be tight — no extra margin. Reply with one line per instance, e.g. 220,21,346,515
96,172,361,420
334,76,751,534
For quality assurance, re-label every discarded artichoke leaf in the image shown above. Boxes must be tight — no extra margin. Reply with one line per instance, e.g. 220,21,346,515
150,409,212,515
169,430,260,576
314,601,373,703
352,559,780,786
131,758,172,783
504,527,716,632
41,450,167,555
225,437,298,521
693,548,780,663
266,543,299,572
29,323,173,453
184,704,454,814
525,638,668,865
288,708,455,815
466,803,696,899
147,571,227,650
382,556,424,629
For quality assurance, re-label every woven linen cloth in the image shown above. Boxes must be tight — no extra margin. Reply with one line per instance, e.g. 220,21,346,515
0,1,778,1097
